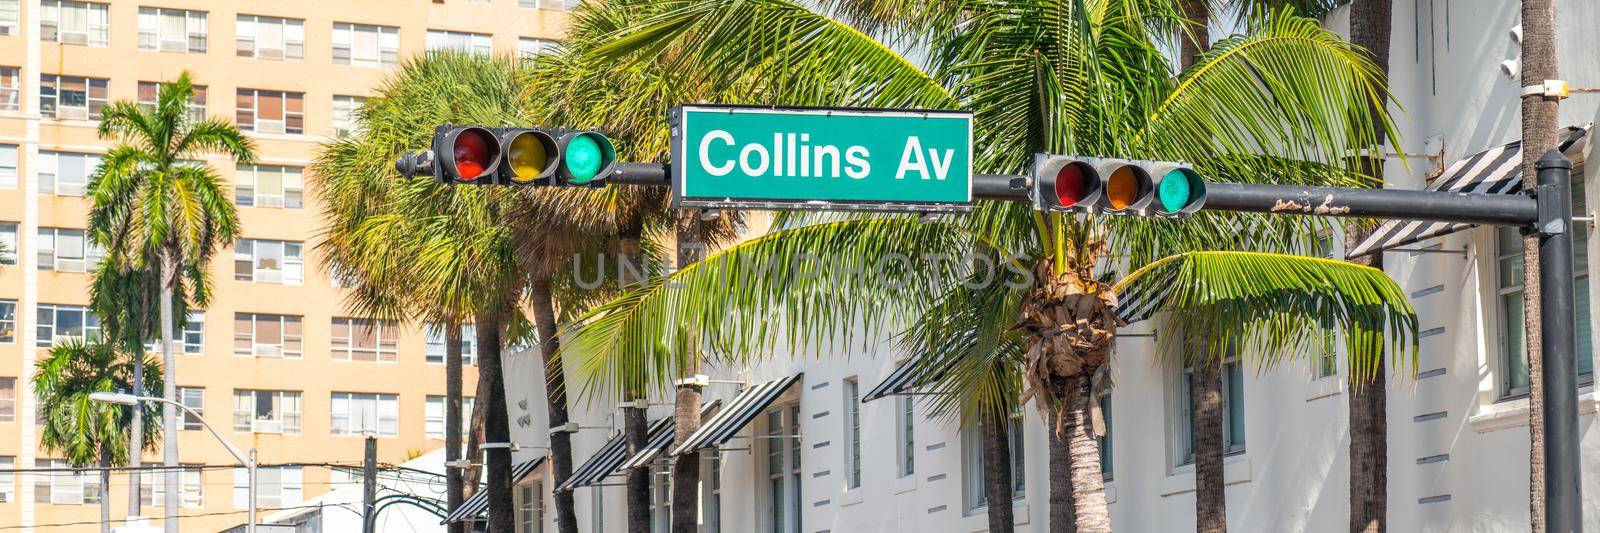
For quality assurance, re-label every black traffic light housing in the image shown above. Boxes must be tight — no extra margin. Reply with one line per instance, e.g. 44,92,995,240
1031,154,1205,218
395,125,617,187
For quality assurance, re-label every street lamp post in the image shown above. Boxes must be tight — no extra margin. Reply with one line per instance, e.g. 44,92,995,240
91,392,258,533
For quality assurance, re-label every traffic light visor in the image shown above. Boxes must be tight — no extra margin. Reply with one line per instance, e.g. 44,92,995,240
562,132,616,185
1155,167,1205,215
505,130,558,184
446,127,500,182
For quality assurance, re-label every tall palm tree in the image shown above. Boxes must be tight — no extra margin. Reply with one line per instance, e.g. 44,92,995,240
1343,0,1392,531
314,51,614,533
85,71,251,527
556,2,1414,531
1518,0,1561,530
33,340,161,533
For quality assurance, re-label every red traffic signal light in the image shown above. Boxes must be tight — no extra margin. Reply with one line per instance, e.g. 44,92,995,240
428,125,501,184
1033,155,1204,218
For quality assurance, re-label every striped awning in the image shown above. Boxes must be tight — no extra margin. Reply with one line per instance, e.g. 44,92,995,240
555,429,634,492
668,374,804,455
615,399,724,471
862,358,922,402
442,456,546,524
1348,125,1591,258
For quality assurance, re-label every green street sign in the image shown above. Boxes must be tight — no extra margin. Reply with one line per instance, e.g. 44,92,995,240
671,105,973,212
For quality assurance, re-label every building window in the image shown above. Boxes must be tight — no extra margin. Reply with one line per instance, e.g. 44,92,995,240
332,23,399,68
702,456,721,533
0,222,16,264
0,0,16,35
649,463,670,533
1178,357,1247,465
236,89,304,135
39,75,108,121
519,0,577,11
517,37,556,58
897,395,915,477
234,164,304,209
235,466,301,508
0,300,14,343
36,304,100,347
37,227,104,272
146,311,203,355
332,95,365,138
519,480,544,533
426,30,492,55
425,323,478,365
1497,172,1594,398
234,239,304,284
764,404,802,533
843,378,861,489
0,456,13,503
232,313,303,358
138,81,207,122
331,317,399,362
232,389,301,434
0,68,18,112
141,466,203,508
235,15,303,61
34,459,99,504
0,377,13,422
37,151,101,196
137,7,205,53
330,392,399,436
425,395,474,440
1099,389,1113,480
40,1,109,46
177,386,204,430
964,408,1024,513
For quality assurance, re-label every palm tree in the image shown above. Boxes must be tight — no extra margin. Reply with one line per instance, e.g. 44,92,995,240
314,51,617,533
1343,0,1392,531
34,340,161,533
555,2,1414,531
1518,0,1560,530
85,71,251,526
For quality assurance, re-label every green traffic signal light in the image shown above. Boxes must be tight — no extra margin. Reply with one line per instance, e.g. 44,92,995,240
559,131,616,185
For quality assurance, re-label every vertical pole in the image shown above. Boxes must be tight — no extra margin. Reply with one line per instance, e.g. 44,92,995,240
1535,149,1583,533
363,435,378,533
247,449,258,533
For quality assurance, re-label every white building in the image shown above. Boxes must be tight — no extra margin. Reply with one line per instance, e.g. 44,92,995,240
463,1,1600,532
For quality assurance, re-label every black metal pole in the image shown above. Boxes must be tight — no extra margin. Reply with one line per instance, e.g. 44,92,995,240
1536,149,1583,533
363,436,378,533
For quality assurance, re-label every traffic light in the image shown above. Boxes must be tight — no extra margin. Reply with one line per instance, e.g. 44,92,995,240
394,125,617,186
1031,155,1205,217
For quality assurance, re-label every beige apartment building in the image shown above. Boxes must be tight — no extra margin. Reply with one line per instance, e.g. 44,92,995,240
0,1,566,530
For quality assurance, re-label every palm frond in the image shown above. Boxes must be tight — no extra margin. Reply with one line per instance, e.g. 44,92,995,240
1114,250,1417,381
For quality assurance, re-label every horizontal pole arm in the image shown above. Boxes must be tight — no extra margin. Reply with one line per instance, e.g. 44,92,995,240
1203,183,1538,226
609,163,1034,201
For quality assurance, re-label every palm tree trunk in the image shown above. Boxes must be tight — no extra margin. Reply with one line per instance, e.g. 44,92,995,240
670,213,705,532
476,315,514,533
129,352,143,519
446,324,466,533
983,409,1016,533
100,447,112,533
1520,0,1560,530
1177,5,1226,530
1347,2,1392,531
1192,358,1226,533
160,257,179,533
465,383,488,500
623,406,651,532
617,228,652,533
1061,375,1111,532
530,278,579,533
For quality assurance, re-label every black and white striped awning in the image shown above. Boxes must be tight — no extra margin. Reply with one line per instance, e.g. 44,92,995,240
862,358,922,402
555,428,636,492
668,374,804,455
442,456,546,524
1348,125,1591,258
614,399,724,471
